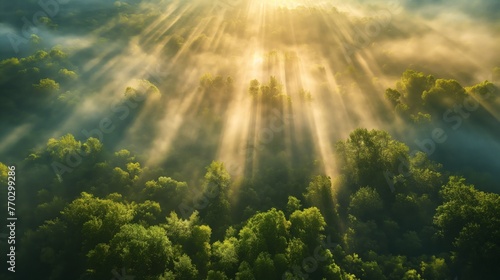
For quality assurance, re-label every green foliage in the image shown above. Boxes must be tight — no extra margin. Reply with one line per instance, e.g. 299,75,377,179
410,112,431,124
402,269,422,280
235,261,255,280
466,80,497,100
421,79,467,106
62,192,134,247
261,76,283,97
253,252,276,280
335,128,409,196
201,161,232,239
385,88,401,104
125,79,161,99
49,49,67,60
386,69,499,125
58,68,78,80
207,270,230,280
46,134,82,161
82,137,103,156
286,196,302,215
174,254,199,280
33,78,60,91
167,34,185,53
289,207,326,246
434,177,500,278
164,212,212,274
397,70,435,105
211,237,239,275
238,208,290,262
392,193,434,231
30,34,42,45
7,125,499,280
89,224,174,278
143,176,188,213
0,163,8,185
303,175,340,229
133,200,162,225
348,187,383,221
249,79,260,96
249,76,291,105
420,256,449,279
0,47,78,122
298,88,313,101
200,73,230,90
285,237,308,266
3,4,500,280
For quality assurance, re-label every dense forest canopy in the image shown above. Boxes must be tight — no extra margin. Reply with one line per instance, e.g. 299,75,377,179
0,0,499,279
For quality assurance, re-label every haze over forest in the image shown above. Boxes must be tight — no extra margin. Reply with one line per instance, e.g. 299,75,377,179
0,0,499,279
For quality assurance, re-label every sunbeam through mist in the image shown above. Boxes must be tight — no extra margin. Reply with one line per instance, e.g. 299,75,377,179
1,0,500,279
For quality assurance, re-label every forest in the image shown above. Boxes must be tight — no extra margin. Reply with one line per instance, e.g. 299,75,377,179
0,0,499,279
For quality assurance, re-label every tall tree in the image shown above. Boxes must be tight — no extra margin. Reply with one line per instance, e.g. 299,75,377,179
200,161,232,240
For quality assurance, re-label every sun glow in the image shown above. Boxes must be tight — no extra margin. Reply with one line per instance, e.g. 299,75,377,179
38,0,407,184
